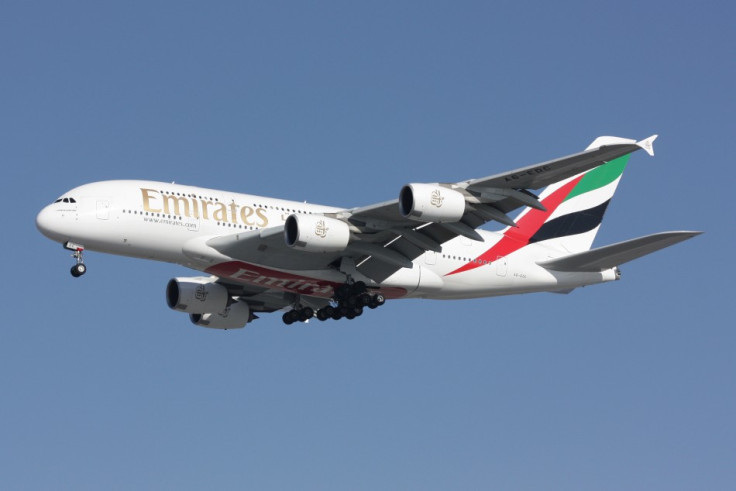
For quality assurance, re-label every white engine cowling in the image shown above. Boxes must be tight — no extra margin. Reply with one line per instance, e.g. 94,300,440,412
399,183,466,222
166,277,230,314
284,214,350,253
190,301,251,330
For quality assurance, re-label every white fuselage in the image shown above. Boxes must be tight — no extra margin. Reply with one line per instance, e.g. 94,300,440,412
36,180,617,300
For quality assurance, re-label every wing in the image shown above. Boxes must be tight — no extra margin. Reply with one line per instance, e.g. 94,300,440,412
348,135,658,282
348,135,656,227
206,135,657,284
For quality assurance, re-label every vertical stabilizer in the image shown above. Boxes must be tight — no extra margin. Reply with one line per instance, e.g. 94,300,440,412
511,153,630,253
445,135,657,277
505,148,629,253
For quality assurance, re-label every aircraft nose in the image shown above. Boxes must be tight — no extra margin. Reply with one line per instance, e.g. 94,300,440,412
36,205,59,239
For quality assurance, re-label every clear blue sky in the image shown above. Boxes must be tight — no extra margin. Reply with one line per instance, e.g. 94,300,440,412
2,1,734,489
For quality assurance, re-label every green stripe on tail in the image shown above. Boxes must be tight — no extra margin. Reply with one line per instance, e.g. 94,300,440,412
564,155,629,202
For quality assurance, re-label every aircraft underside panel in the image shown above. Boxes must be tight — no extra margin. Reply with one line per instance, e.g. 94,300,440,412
205,260,409,299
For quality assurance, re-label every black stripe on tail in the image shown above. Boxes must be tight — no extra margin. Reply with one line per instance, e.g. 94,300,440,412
529,200,611,244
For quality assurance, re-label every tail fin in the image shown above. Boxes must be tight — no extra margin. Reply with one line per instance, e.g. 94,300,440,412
525,154,628,253
445,136,656,277
507,137,650,254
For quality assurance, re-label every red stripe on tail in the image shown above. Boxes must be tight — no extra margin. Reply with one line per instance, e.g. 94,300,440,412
446,175,583,276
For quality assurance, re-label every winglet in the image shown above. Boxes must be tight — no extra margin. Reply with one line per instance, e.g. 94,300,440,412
585,134,657,156
585,135,636,151
636,134,657,157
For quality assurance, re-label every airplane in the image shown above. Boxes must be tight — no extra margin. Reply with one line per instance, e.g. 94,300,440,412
36,135,700,329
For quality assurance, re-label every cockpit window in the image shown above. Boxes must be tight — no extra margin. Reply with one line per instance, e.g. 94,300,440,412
57,197,77,204
54,199,62,203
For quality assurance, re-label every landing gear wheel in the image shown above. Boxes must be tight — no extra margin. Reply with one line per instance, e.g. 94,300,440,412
282,312,295,325
70,263,87,277
298,307,314,322
350,281,367,296
316,307,332,321
368,293,385,309
68,246,86,278
335,284,351,300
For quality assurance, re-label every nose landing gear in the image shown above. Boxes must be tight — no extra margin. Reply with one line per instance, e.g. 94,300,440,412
71,262,87,277
65,242,87,277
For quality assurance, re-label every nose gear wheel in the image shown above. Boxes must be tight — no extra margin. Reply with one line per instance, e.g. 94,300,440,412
67,244,87,277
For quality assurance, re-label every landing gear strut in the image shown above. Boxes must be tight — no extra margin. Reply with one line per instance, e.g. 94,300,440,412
65,242,87,277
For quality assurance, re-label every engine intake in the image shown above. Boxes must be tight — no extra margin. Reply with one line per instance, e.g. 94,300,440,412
399,183,466,222
284,214,350,253
166,277,230,314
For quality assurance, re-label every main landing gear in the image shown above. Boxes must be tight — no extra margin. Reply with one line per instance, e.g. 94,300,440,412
65,242,87,277
282,306,314,325
281,281,386,325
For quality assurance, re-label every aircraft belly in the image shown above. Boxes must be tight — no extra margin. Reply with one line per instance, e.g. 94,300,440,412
381,267,420,295
421,263,615,300
205,260,410,300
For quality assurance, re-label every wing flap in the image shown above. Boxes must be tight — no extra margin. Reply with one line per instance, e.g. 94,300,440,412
538,231,702,272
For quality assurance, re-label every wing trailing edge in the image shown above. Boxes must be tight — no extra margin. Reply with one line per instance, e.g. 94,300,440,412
537,231,701,272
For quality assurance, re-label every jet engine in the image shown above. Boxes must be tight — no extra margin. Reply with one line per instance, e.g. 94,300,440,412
190,301,251,330
166,277,230,314
284,214,350,253
399,183,466,222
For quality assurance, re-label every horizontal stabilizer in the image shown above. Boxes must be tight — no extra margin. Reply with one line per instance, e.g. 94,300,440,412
538,231,701,272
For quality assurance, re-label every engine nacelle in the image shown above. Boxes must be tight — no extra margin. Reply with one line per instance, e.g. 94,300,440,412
284,214,350,253
190,301,251,330
399,183,466,222
166,277,230,314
